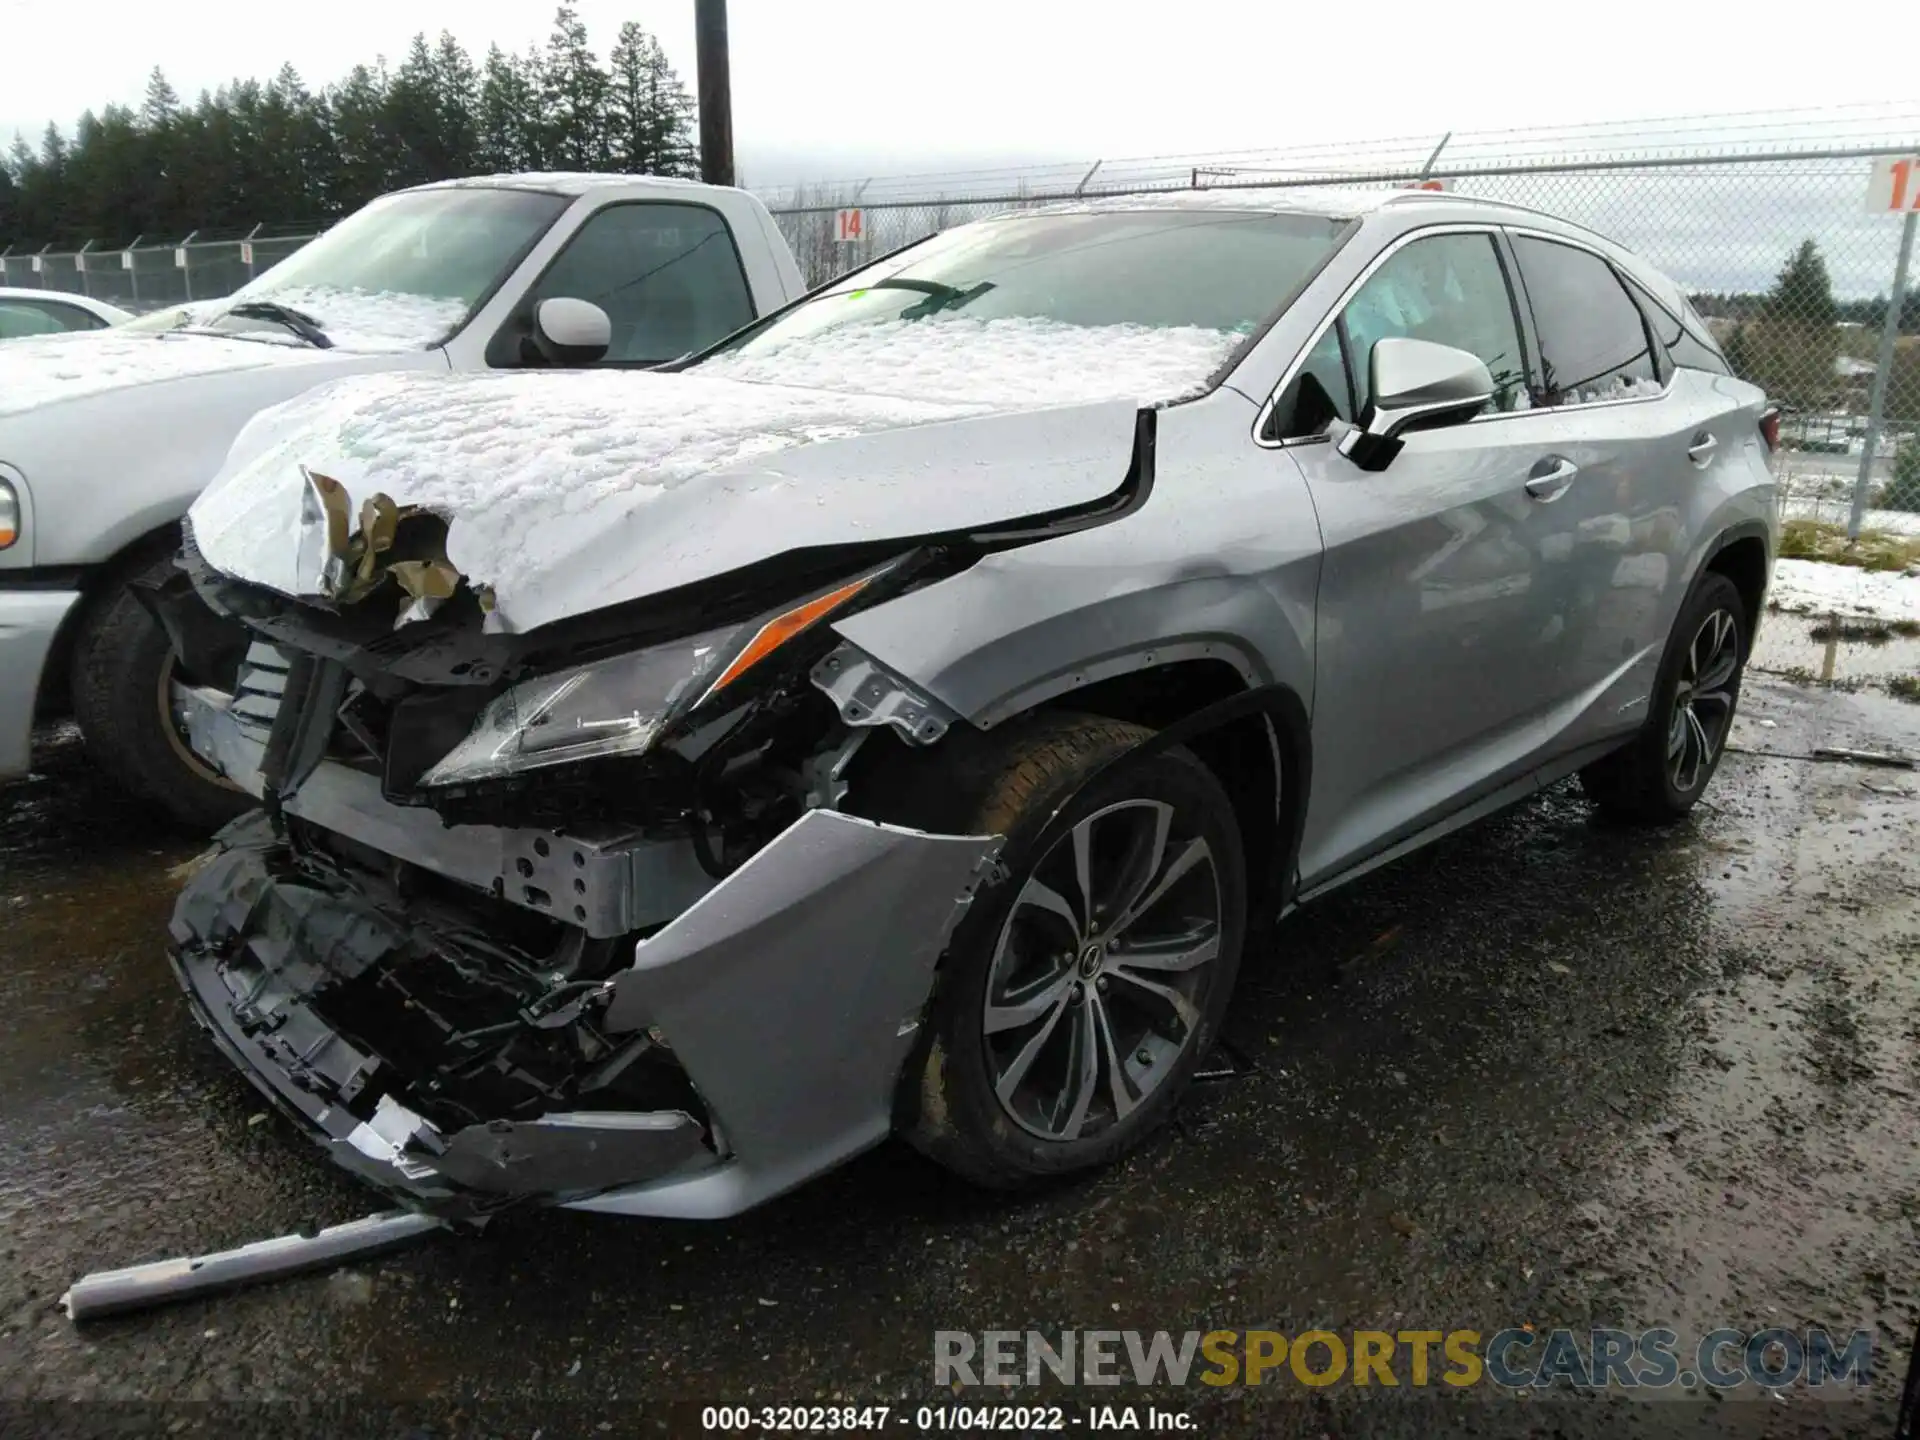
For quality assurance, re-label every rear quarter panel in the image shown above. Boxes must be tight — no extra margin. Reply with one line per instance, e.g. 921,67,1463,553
1665,372,1777,628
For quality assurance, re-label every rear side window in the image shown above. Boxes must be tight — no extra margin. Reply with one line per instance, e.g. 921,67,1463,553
1624,278,1730,378
1510,236,1662,406
526,202,756,364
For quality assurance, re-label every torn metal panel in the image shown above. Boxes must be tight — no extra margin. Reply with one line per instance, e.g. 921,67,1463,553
434,1112,710,1194
170,803,997,1219
582,810,1000,1219
170,814,728,1211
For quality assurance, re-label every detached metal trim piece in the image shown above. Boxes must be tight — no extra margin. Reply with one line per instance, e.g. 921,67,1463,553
62,1211,446,1322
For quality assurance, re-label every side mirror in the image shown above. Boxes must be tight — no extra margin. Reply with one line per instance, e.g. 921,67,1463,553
1338,337,1495,472
529,297,612,366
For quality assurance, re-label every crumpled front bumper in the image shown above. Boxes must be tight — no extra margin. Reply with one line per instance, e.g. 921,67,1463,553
170,796,1000,1220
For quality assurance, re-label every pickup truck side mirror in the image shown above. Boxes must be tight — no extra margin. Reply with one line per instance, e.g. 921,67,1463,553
1337,336,1495,472
529,297,612,367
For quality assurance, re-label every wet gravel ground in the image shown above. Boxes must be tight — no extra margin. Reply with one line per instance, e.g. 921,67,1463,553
3,673,1920,1439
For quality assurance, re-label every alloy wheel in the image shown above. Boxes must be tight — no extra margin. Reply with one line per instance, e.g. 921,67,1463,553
982,798,1223,1142
1668,607,1739,794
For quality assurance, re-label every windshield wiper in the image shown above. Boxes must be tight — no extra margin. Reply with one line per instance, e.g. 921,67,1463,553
224,301,333,349
867,277,997,320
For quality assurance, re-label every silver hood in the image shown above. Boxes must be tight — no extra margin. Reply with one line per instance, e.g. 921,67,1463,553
188,368,1143,633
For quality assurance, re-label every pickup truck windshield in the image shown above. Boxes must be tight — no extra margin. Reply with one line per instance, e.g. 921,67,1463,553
143,187,569,352
706,210,1349,360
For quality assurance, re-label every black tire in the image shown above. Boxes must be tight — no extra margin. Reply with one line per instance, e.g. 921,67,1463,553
1580,570,1748,824
902,713,1247,1189
68,553,250,833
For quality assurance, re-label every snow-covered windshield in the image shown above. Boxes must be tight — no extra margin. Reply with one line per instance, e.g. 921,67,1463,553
697,210,1348,405
751,211,1347,336
145,187,569,353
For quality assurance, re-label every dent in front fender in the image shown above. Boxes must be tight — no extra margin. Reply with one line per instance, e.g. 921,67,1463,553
578,810,1001,1220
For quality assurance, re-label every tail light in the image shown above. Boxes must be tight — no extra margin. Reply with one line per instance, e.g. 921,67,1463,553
1758,407,1781,453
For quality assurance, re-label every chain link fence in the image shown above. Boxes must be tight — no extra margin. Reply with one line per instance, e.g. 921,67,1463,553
5,144,1917,524
0,228,321,314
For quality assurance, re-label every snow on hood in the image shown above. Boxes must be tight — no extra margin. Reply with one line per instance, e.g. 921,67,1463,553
189,366,1143,633
0,329,331,417
228,285,470,352
695,315,1244,408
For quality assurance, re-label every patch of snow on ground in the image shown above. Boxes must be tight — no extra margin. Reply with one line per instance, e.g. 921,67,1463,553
697,316,1244,408
0,330,311,416
191,368,986,612
232,286,470,352
1770,558,1920,622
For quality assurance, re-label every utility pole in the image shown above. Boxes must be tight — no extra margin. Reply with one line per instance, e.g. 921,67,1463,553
695,0,734,187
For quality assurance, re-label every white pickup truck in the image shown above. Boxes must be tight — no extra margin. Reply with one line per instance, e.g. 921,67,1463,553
0,174,806,826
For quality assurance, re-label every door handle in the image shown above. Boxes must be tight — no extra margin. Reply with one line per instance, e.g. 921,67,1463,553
1525,457,1578,502
1687,432,1719,467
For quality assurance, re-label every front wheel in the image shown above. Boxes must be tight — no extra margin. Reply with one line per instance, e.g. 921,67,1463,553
903,714,1247,1189
68,553,251,833
1581,570,1748,824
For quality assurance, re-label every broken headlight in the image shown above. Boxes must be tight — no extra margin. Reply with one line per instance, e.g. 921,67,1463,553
421,623,740,786
421,573,880,787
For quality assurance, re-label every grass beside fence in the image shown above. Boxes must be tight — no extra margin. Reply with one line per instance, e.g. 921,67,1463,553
1777,519,1920,572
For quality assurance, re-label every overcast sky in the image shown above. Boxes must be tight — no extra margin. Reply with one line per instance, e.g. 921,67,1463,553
2,0,1910,185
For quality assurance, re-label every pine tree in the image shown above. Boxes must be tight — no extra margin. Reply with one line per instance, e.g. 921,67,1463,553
607,21,697,177
540,5,610,170
0,15,684,246
384,34,442,186
1763,240,1839,330
1743,240,1841,411
141,68,181,129
476,44,532,173
431,33,481,178
327,63,397,213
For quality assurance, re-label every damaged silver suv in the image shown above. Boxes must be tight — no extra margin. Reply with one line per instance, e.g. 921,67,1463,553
162,188,1777,1221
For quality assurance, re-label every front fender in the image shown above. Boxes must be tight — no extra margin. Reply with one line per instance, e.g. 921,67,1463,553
832,396,1322,730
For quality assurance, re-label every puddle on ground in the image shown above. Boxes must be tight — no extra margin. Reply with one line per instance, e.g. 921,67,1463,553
1752,606,1920,693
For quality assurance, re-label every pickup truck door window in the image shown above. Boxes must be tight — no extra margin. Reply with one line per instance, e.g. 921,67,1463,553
527,202,756,365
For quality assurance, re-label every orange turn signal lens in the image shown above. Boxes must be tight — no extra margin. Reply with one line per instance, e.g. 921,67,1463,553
705,576,875,697
0,480,18,550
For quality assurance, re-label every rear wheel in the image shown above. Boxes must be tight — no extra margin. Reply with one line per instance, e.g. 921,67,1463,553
68,553,250,833
1581,570,1748,824
903,714,1246,1188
